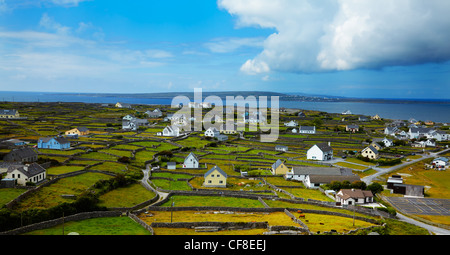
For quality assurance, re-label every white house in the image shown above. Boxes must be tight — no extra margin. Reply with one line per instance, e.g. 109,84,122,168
284,120,298,127
275,145,288,152
299,126,316,134
384,127,399,136
205,127,220,137
145,109,162,118
373,137,394,148
6,163,46,186
123,118,149,131
427,130,449,141
183,152,199,168
307,142,333,161
115,102,131,108
162,125,180,137
432,157,449,167
342,110,352,115
123,115,135,121
335,189,374,206
408,127,434,139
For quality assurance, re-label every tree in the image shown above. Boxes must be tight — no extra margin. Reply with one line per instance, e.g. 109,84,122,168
351,181,367,190
367,182,384,194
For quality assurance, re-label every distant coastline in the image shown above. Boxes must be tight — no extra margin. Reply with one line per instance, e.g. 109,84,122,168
51,91,450,105
1,91,449,123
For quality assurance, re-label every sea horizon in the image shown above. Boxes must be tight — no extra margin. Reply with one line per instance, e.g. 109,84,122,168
1,90,449,123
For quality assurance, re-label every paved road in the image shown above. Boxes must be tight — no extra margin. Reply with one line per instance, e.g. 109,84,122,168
358,147,450,235
141,166,169,204
396,213,450,235
361,147,450,184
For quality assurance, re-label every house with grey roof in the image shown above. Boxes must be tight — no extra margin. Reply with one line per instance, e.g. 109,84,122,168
336,189,374,205
3,148,38,163
298,126,316,134
307,142,333,161
6,163,46,186
145,109,163,118
285,166,353,182
271,159,288,175
122,117,149,131
37,137,70,150
305,175,361,189
183,152,199,168
361,145,379,159
408,127,434,139
346,125,359,133
0,109,20,119
204,165,227,188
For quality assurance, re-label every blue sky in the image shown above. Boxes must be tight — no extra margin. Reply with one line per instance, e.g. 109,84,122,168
1,0,449,99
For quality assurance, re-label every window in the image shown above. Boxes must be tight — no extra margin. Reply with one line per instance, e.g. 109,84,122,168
219,181,223,184
211,174,214,177
208,180,212,183
217,174,220,178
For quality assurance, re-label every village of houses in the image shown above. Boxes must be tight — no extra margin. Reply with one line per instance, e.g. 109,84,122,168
0,101,449,235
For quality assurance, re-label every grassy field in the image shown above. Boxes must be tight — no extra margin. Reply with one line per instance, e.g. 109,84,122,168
0,188,26,207
24,216,151,235
13,172,114,212
98,183,156,208
160,195,266,208
46,166,85,175
138,210,376,234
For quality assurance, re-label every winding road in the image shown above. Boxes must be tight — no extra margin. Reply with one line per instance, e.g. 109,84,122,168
357,147,450,235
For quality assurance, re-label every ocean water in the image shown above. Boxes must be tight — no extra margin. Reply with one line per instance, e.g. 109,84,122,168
1,91,449,123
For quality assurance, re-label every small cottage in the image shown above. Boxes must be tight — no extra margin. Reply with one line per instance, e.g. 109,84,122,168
275,145,288,152
346,125,359,133
0,109,20,119
298,126,316,134
271,159,288,175
6,163,46,186
284,120,298,127
37,137,70,150
307,143,333,161
336,189,374,205
183,152,199,168
65,127,89,137
3,148,38,163
162,125,180,137
205,127,220,137
361,146,379,159
204,165,227,188
115,102,131,108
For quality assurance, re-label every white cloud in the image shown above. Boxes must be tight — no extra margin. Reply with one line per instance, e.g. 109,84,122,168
204,37,264,53
39,13,71,35
145,49,174,59
48,0,89,7
240,59,269,75
218,0,450,74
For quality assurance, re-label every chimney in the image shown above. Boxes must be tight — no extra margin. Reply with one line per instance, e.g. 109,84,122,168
328,142,331,146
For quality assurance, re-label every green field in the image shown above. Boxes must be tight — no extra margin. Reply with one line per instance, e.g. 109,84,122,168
24,216,151,235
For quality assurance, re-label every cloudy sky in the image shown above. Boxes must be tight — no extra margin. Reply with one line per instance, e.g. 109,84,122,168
0,0,449,99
